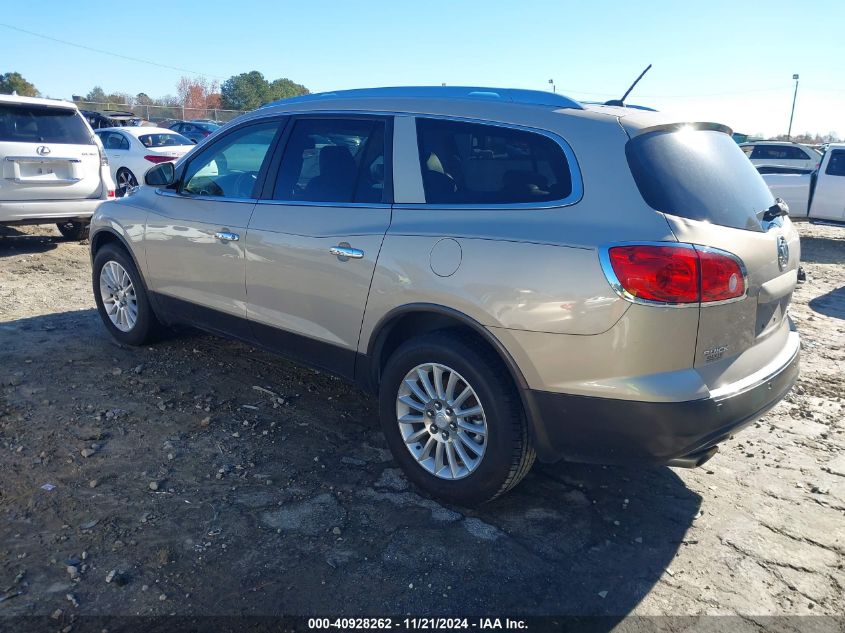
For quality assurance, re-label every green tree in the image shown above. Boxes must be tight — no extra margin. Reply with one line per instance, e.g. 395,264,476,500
221,71,270,110
0,72,39,97
86,86,107,103
268,78,309,101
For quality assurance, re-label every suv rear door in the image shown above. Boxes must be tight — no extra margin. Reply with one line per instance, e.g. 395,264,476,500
0,102,102,201
810,148,845,222
625,124,799,385
244,114,392,379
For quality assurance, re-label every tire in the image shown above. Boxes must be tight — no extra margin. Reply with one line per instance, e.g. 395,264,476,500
56,221,90,241
378,331,535,506
92,243,160,345
115,168,138,197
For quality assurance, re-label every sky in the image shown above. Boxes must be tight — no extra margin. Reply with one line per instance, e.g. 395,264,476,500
2,0,843,138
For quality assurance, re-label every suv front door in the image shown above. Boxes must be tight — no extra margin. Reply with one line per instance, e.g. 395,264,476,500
143,118,283,338
245,115,392,378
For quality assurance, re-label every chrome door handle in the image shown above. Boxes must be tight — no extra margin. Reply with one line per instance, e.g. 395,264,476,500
215,231,239,242
330,245,364,260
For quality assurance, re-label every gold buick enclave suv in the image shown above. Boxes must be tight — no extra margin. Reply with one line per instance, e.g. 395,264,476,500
89,87,800,505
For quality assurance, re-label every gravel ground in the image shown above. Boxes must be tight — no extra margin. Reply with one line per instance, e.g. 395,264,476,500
0,222,842,628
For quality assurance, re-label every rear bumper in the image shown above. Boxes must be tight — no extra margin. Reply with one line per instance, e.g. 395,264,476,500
0,198,104,224
525,341,800,465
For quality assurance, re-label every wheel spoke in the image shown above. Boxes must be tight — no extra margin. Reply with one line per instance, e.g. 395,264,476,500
458,431,484,456
404,378,430,405
434,442,445,475
452,386,472,409
399,413,424,424
417,367,437,400
404,427,429,445
458,420,486,436
452,437,476,470
432,365,445,399
398,394,426,412
445,371,458,401
420,436,436,460
445,442,460,478
456,404,482,419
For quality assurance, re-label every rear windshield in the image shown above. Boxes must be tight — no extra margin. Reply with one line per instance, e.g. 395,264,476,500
626,127,774,232
139,133,192,148
0,105,93,145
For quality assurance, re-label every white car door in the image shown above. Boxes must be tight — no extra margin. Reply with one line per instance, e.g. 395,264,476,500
810,149,845,222
96,130,130,182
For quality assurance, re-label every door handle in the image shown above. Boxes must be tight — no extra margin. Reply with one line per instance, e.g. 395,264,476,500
215,231,239,242
330,245,364,260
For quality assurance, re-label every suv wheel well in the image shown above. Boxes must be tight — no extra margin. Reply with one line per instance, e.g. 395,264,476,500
372,311,522,394
91,230,122,256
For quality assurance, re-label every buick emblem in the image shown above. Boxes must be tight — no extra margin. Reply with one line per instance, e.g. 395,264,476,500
777,236,789,271
36,145,51,156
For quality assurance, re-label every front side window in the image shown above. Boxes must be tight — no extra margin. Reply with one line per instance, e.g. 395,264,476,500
0,105,93,144
273,117,386,204
825,150,845,176
415,118,573,205
181,121,279,199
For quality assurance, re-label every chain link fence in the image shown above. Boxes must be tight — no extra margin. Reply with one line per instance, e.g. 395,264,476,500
71,100,249,124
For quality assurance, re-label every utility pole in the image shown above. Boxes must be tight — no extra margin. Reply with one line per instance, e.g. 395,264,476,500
549,79,555,93
787,74,799,140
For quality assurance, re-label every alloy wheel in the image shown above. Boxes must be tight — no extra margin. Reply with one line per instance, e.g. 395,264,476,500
99,260,138,332
396,362,488,480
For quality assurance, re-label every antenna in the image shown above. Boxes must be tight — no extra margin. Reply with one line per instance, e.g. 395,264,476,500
604,64,652,107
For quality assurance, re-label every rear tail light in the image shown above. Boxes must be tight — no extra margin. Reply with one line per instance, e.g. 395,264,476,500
144,155,177,164
99,149,109,166
603,243,745,305
107,190,115,198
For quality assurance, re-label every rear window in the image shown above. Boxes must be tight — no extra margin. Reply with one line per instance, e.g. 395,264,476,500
626,127,774,232
139,133,192,148
750,144,809,161
0,105,93,144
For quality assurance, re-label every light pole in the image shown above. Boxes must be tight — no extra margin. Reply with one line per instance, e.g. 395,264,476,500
787,73,799,140
549,78,555,93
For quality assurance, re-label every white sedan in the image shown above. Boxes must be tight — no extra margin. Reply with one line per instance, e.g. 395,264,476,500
95,127,194,196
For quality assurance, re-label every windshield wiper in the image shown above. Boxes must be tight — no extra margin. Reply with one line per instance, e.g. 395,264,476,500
760,198,789,222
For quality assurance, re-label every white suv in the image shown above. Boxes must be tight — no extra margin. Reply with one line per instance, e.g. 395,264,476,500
0,94,115,239
740,141,822,171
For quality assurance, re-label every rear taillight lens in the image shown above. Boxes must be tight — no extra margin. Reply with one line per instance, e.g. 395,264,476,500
605,244,745,305
144,155,176,164
698,249,745,302
107,190,115,198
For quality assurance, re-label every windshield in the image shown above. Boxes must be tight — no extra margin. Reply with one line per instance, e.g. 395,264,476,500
194,122,220,131
139,132,192,148
0,105,93,144
626,127,774,232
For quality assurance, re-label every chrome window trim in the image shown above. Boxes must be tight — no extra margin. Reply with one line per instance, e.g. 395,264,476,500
255,199,391,209
598,241,748,309
154,189,257,204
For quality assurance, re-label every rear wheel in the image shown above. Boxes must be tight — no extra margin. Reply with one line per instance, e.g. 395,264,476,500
379,332,535,506
92,243,160,345
56,221,90,241
115,168,138,197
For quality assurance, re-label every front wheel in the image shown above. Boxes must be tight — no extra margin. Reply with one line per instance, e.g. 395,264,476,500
378,332,535,506
92,244,160,345
56,221,90,240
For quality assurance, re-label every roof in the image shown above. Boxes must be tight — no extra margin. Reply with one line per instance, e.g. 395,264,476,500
264,86,584,110
0,93,77,109
95,126,179,137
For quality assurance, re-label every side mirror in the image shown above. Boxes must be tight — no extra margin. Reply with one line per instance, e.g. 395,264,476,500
145,162,176,187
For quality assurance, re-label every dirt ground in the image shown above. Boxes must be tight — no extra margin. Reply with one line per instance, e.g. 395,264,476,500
0,222,843,629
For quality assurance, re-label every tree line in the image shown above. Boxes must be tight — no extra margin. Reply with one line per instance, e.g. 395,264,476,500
0,70,309,112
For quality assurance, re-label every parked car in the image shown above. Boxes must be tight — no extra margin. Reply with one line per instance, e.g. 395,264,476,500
95,127,194,196
89,86,800,505
759,143,845,223
740,141,822,170
167,120,220,143
1,94,115,239
81,110,143,129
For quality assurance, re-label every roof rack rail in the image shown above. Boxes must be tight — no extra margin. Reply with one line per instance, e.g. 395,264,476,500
263,86,583,110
